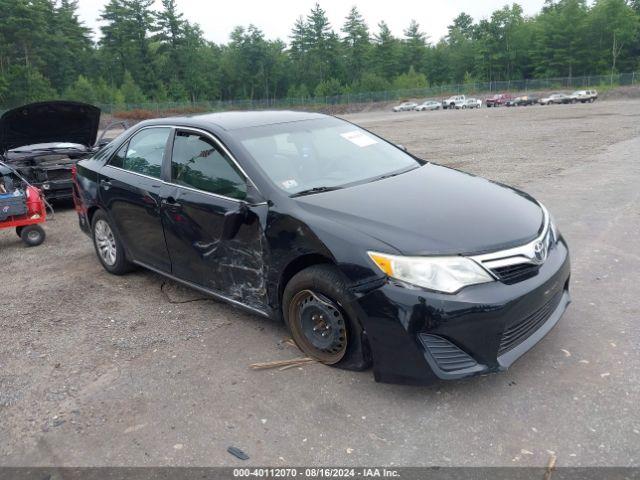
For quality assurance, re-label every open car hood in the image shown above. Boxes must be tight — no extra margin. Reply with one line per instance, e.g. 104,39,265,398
0,101,100,153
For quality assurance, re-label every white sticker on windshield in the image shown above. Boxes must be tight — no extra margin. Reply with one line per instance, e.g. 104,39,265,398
281,179,298,189
340,130,378,148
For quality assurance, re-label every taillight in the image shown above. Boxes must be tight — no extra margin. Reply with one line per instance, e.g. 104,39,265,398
71,164,77,180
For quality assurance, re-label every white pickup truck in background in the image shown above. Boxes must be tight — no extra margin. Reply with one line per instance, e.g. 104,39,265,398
442,95,466,109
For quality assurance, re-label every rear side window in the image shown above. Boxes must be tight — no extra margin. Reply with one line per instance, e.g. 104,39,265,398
171,131,247,200
109,127,170,179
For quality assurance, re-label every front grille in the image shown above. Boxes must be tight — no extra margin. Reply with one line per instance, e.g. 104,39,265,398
498,291,563,356
419,335,478,372
44,169,72,182
491,263,540,284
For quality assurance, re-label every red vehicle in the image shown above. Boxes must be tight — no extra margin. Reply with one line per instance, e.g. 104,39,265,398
485,93,513,107
0,162,47,246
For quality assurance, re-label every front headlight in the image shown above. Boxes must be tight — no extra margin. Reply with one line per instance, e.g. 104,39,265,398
368,252,494,294
540,203,560,244
549,217,559,243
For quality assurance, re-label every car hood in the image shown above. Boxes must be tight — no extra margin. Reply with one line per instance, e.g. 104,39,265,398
295,164,544,256
0,101,100,153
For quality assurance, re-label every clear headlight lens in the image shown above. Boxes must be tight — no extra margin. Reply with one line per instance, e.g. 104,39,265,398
540,203,560,244
549,216,559,243
368,252,494,294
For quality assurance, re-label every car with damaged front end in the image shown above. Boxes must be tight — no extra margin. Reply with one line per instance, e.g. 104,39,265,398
72,111,571,385
0,101,101,201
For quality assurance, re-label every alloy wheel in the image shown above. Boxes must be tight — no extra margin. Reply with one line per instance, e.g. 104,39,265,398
94,219,117,266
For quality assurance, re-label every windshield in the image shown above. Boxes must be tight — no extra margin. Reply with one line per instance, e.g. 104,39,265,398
237,118,421,195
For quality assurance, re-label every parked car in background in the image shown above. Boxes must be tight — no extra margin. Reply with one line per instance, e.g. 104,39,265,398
485,93,513,107
414,100,441,111
505,97,520,107
442,95,465,109
570,90,598,103
73,110,571,385
516,95,540,106
540,93,572,105
457,98,482,109
392,102,418,112
0,101,100,201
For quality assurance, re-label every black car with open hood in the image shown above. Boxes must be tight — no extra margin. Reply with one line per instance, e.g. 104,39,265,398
0,101,101,200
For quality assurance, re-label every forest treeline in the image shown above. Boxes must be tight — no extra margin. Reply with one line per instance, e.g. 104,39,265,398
0,0,639,108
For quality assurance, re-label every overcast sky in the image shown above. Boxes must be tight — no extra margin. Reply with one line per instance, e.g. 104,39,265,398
76,0,547,45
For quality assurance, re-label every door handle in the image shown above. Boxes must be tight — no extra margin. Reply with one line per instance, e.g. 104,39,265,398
100,179,112,190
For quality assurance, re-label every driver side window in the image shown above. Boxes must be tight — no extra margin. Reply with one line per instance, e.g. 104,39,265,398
171,131,247,200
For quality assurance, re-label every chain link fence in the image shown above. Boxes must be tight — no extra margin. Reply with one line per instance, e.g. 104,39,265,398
2,72,637,116
97,71,638,115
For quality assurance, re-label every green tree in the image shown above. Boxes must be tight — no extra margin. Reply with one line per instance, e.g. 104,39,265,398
352,72,390,92
99,0,156,90
314,77,343,97
64,75,98,103
402,20,429,71
445,13,476,82
531,0,590,78
341,6,371,84
587,0,639,76
373,21,401,79
42,0,94,93
3,65,57,107
391,66,428,89
305,3,343,88
120,70,146,104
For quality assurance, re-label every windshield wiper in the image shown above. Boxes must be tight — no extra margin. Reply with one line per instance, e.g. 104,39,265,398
291,186,342,197
374,165,420,182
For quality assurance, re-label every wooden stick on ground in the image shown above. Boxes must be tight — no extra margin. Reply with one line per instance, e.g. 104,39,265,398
249,357,316,370
543,454,557,480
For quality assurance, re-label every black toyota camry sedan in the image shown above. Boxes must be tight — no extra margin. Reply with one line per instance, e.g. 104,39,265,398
73,111,571,385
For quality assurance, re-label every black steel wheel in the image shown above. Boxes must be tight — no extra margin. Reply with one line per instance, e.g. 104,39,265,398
283,264,370,370
288,290,347,364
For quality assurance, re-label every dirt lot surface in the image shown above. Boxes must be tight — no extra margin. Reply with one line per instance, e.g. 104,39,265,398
1,100,639,467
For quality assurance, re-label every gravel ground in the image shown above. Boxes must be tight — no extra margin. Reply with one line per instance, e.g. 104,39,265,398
0,99,639,467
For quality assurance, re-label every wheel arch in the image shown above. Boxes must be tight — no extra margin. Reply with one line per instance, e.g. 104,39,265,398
87,205,101,225
276,253,335,316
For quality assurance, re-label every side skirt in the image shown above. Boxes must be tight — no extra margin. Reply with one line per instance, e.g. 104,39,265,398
133,260,272,319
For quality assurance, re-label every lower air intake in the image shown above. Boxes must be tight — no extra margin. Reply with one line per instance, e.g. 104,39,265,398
419,334,478,372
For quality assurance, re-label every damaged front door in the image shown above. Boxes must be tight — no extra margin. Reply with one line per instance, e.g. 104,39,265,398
160,129,267,309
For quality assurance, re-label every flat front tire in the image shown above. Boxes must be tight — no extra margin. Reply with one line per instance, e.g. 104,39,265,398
283,265,370,370
91,210,133,275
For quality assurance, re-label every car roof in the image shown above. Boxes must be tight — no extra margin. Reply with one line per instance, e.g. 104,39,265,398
139,110,328,132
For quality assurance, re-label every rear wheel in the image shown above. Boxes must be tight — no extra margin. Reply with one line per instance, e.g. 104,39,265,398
91,210,133,275
20,225,45,247
283,265,370,370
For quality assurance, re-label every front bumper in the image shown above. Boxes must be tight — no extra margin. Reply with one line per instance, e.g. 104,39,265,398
37,179,73,200
353,238,571,385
